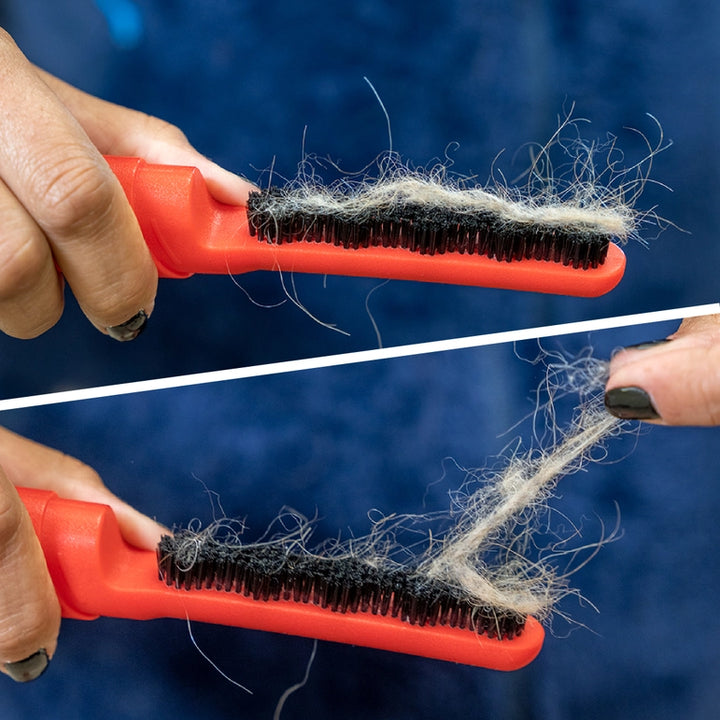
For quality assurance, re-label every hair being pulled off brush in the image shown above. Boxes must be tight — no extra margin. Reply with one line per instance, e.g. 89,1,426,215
159,351,629,638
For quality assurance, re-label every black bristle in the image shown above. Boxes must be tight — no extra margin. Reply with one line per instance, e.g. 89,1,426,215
246,189,611,270
157,535,526,640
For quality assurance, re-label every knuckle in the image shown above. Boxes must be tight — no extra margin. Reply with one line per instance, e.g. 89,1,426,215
34,154,116,238
143,114,189,145
61,456,105,492
0,231,49,303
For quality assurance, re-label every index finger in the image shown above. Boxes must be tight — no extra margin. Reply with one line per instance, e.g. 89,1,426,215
605,314,720,425
0,30,157,338
0,468,60,680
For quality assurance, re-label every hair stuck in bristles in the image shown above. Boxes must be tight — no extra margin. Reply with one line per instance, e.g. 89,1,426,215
246,111,669,267
159,352,631,636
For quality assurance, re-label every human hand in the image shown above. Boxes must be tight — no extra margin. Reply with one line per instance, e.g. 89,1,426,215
0,28,254,340
604,314,720,425
0,426,165,682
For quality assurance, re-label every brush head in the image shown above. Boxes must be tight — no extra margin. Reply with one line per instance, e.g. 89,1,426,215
247,187,615,270
157,535,526,640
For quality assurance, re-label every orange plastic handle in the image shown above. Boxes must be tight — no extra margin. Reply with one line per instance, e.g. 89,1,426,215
19,486,544,671
106,156,625,296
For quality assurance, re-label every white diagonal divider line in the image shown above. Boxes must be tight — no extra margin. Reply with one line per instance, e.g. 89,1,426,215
0,303,717,413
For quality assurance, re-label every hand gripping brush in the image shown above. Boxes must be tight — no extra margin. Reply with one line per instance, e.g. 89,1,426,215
19,486,544,671
107,156,626,296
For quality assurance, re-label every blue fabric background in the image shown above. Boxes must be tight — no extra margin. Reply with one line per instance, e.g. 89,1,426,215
0,1,719,718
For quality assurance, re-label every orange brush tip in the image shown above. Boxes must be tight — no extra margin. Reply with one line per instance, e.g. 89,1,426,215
107,155,625,296
19,487,544,670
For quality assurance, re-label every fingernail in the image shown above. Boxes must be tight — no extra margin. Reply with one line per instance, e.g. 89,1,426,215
604,386,660,420
623,339,671,352
5,649,49,682
106,309,148,342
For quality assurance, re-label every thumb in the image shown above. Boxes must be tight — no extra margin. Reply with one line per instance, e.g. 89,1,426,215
35,67,257,206
0,468,60,682
0,426,166,551
605,314,720,425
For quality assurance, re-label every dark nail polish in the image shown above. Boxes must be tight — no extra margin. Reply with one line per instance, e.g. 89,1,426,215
5,649,49,682
604,386,660,420
624,339,671,352
106,309,148,342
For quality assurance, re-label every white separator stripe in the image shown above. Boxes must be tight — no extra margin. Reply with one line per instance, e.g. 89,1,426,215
1,303,717,412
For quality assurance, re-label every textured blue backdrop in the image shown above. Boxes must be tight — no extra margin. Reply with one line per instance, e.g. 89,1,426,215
0,1,719,718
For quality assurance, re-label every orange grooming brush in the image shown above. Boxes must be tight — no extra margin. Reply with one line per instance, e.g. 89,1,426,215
107,156,625,297
19,486,544,671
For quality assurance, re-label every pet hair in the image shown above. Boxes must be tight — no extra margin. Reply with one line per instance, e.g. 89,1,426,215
246,113,667,269
159,353,628,638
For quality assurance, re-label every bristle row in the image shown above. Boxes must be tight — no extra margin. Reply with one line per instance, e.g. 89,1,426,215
246,190,610,270
157,538,524,640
